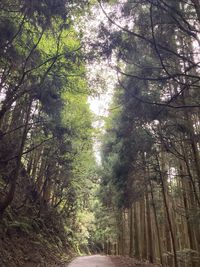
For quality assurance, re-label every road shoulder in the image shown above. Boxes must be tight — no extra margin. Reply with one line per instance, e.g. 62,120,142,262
110,256,161,267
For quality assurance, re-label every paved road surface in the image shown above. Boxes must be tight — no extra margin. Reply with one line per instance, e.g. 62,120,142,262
67,255,115,267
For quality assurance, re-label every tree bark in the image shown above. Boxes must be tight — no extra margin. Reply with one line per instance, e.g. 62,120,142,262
0,98,32,215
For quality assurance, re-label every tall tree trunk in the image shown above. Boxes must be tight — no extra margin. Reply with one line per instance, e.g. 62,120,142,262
0,98,32,215
140,196,147,260
133,202,140,259
129,204,134,257
157,154,179,267
149,179,163,265
146,191,154,263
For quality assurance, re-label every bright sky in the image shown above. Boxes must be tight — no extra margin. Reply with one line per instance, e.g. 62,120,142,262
82,6,118,164
87,63,116,164
87,63,115,117
82,3,126,164
87,56,117,163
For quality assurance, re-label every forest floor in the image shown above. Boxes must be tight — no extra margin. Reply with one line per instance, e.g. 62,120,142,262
0,232,71,267
0,207,73,267
67,255,161,267
0,178,74,267
110,256,161,266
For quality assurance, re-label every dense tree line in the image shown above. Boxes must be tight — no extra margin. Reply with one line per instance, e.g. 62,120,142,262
99,1,200,267
0,0,97,256
1,0,200,266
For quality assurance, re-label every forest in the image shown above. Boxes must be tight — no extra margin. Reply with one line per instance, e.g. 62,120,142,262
0,1,200,267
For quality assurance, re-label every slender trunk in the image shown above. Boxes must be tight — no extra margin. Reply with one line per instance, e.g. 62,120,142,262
157,155,178,267
182,178,198,267
180,141,200,207
146,191,154,263
134,202,140,259
149,179,163,265
129,204,134,257
0,98,32,215
140,196,147,259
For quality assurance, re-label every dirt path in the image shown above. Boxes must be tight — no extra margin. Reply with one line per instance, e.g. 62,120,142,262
67,255,114,267
67,255,159,267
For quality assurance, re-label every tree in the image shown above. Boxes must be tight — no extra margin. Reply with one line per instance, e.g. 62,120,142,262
99,1,200,266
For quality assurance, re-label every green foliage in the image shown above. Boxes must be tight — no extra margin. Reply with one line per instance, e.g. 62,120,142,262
8,219,33,234
0,0,99,262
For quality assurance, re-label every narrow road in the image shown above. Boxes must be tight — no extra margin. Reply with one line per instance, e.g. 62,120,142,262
67,255,159,267
67,255,114,267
